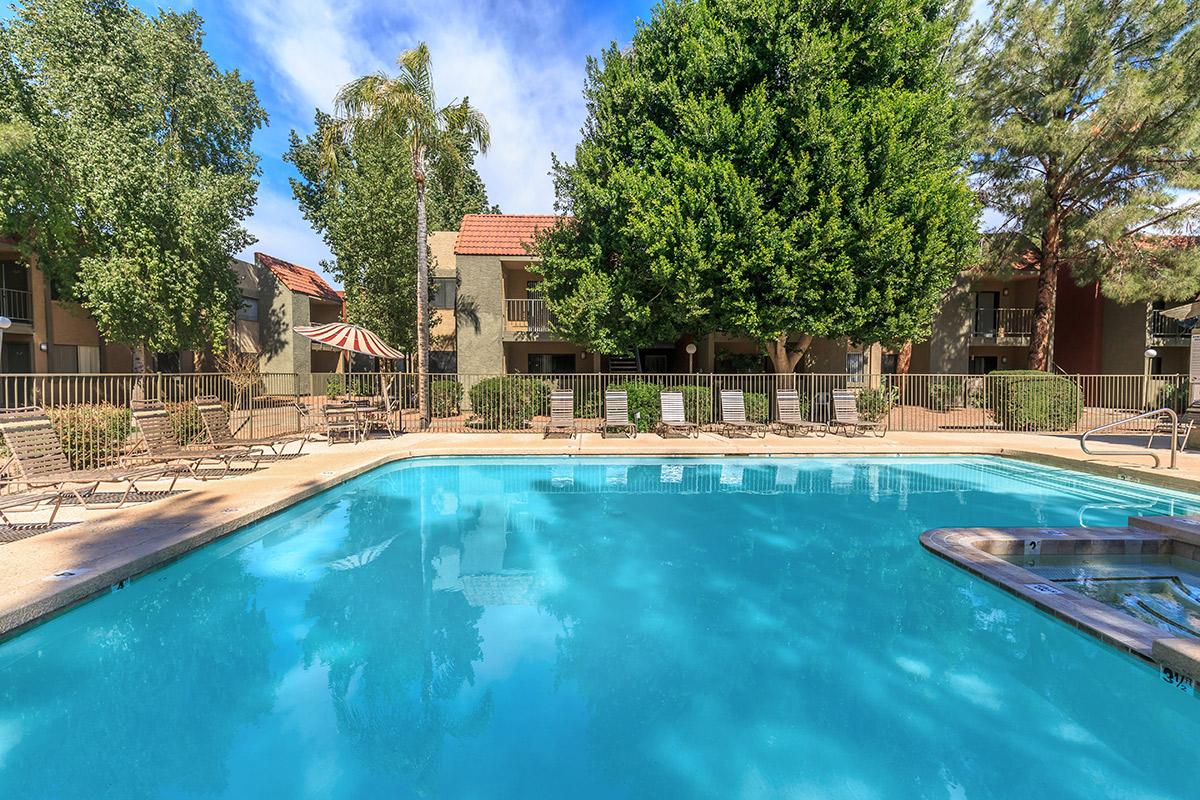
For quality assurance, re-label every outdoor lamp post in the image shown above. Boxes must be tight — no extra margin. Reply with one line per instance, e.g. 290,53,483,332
1143,347,1158,409
685,342,697,373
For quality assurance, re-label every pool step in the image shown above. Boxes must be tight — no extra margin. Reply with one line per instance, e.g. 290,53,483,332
1128,514,1200,547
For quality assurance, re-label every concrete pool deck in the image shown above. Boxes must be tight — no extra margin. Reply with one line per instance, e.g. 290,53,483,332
2,428,1200,639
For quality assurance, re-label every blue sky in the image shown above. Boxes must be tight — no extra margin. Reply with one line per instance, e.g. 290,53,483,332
134,0,657,280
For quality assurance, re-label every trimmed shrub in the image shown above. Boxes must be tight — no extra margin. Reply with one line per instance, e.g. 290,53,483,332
467,376,549,429
47,405,133,470
666,384,714,425
610,380,662,432
743,391,769,423
431,379,464,417
574,389,602,419
926,379,959,412
988,370,1082,431
856,386,897,422
168,403,206,446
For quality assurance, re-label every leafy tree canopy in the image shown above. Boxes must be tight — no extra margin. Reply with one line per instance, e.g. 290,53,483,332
0,0,265,358
535,0,979,371
965,0,1200,369
287,111,495,354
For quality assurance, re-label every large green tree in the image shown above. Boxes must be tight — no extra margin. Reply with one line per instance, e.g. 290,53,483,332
0,0,265,372
287,112,494,355
967,0,1200,370
320,43,489,427
536,0,978,373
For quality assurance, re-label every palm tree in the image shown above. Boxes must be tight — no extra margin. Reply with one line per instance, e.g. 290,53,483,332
321,43,489,428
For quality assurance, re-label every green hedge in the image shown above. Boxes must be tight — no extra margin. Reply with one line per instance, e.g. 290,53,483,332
988,370,1082,431
431,379,463,417
609,380,662,432
574,389,601,419
666,385,714,425
47,405,133,470
743,391,769,423
856,386,897,422
467,376,550,429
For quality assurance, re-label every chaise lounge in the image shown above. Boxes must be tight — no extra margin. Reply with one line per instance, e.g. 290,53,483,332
657,391,700,438
718,390,767,438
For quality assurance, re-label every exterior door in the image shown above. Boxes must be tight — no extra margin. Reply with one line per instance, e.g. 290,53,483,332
1,341,32,406
975,292,999,337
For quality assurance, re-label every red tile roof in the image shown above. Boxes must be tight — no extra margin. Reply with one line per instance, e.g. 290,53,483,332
454,214,563,256
256,252,341,302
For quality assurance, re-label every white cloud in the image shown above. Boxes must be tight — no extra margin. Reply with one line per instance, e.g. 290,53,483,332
240,185,335,276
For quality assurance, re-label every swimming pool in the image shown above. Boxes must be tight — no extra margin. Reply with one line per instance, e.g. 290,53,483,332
2,456,1199,799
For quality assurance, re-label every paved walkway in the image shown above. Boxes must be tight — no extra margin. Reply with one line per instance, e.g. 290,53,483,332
1,429,1198,637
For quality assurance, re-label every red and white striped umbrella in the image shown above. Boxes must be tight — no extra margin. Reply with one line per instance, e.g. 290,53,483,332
293,322,404,360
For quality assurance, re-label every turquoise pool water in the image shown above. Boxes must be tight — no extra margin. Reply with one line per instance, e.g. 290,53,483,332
2,456,1200,799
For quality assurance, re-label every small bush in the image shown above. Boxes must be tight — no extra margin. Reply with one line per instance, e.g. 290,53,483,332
1158,382,1189,412
988,370,1082,431
743,391,770,423
666,385,714,425
856,386,897,422
430,379,463,417
610,380,662,432
47,405,133,470
927,379,960,412
169,403,207,446
467,376,549,429
325,375,370,399
574,389,602,419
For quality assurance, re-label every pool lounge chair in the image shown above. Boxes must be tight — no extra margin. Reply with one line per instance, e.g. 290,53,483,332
771,390,824,437
193,395,308,456
0,406,176,509
0,491,65,529
601,390,636,438
657,391,699,438
545,391,575,437
131,400,263,479
718,390,767,438
830,390,886,437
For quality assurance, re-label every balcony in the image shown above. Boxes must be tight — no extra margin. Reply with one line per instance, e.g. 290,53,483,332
1149,309,1190,342
505,298,552,333
0,288,32,324
971,307,1034,344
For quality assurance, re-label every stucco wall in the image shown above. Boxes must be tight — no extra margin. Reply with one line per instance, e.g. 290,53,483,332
929,276,972,373
456,254,505,374
1101,298,1148,374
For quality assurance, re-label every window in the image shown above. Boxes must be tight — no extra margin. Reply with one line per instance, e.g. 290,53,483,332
431,279,457,310
528,353,574,374
50,344,78,373
880,353,899,375
969,355,998,375
49,344,101,373
845,352,865,381
429,350,457,373
237,296,259,321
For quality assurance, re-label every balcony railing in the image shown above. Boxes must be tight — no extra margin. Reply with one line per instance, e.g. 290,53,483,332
0,288,32,323
972,307,1034,339
505,298,552,332
1149,309,1190,340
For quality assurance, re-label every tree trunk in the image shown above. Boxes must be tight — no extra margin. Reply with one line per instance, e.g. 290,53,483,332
1028,216,1060,371
896,341,912,374
414,169,431,429
764,333,813,374
131,343,149,402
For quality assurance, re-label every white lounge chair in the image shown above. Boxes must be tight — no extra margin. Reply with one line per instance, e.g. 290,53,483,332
601,390,636,438
718,390,767,438
830,390,886,437
657,391,699,438
545,390,575,437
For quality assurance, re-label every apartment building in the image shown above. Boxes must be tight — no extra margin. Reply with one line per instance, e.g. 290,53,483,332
444,214,1189,377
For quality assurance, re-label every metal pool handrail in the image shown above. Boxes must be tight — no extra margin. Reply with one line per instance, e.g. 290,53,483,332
1080,407,1179,469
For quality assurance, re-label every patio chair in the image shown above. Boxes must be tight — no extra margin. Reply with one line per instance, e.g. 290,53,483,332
771,390,824,437
830,390,886,437
193,395,308,457
545,390,575,437
601,390,636,438
0,406,176,509
718,390,767,438
130,400,262,479
323,402,360,445
657,391,700,438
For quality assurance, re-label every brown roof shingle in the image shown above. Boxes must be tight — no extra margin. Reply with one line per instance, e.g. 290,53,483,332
454,214,562,256
256,252,341,302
